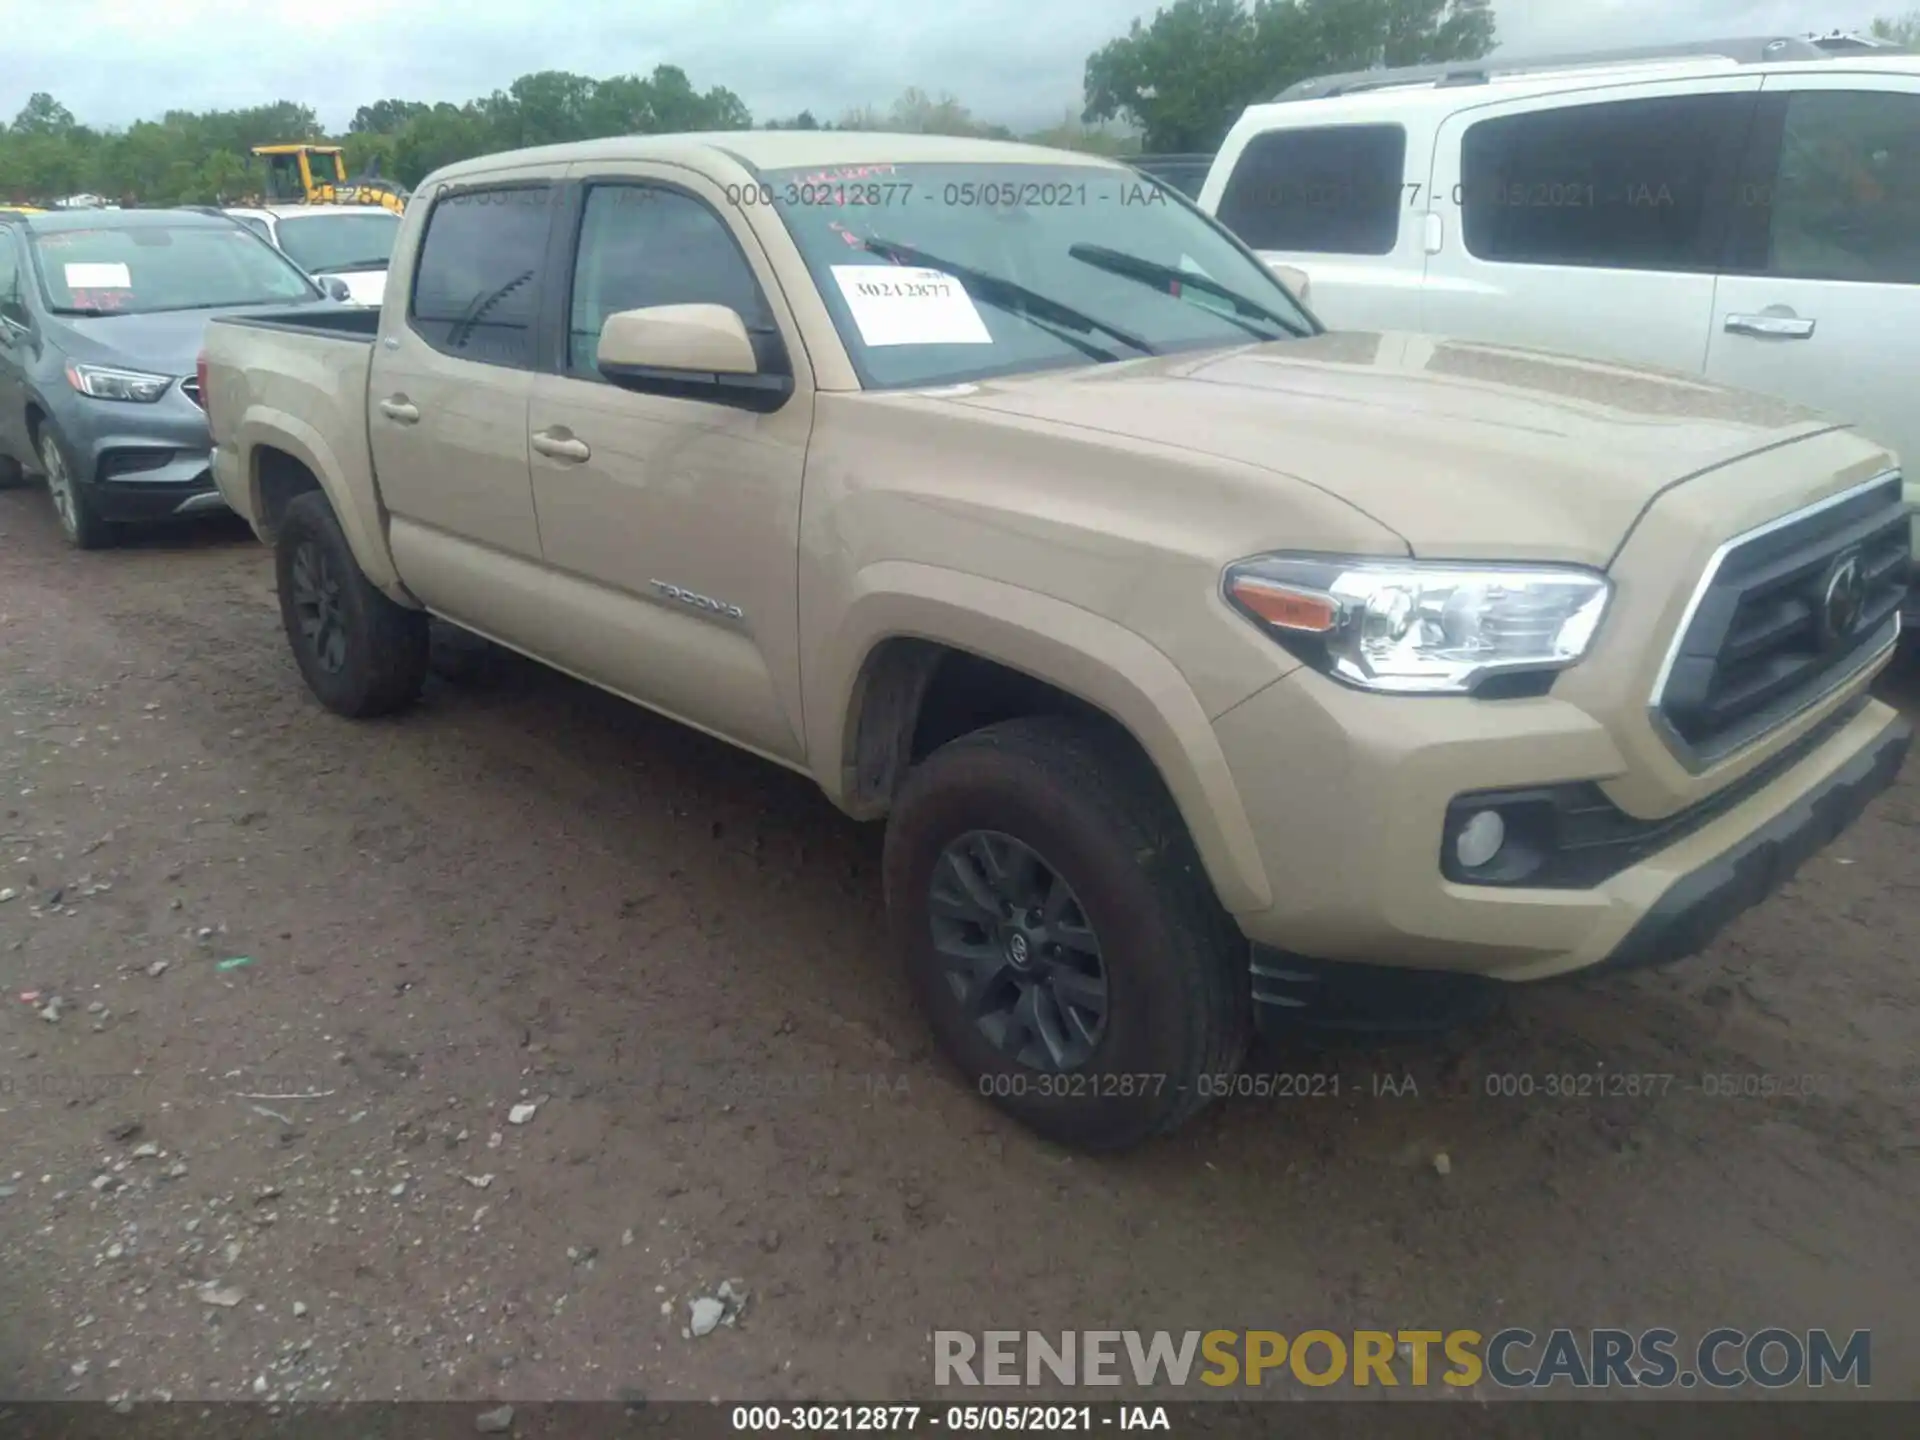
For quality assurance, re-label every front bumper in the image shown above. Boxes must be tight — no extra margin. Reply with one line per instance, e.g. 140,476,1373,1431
89,475,227,522
54,387,227,522
1214,664,1908,986
1597,712,1910,972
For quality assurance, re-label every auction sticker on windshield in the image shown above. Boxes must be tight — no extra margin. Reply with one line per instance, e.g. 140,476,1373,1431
830,265,990,347
64,262,131,288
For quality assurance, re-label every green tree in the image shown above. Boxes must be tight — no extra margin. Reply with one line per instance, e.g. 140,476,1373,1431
1084,0,1496,151
350,99,431,135
0,61,759,205
1023,109,1139,156
1870,11,1920,45
838,88,1014,138
11,92,78,137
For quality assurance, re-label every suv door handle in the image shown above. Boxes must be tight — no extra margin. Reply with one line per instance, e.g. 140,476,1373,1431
531,428,590,463
1724,312,1816,340
378,397,420,423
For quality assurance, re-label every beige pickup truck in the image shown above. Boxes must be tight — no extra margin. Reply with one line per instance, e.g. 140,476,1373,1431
200,132,1911,1151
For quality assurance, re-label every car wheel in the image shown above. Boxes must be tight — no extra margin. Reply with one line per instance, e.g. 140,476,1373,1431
275,490,429,718
884,715,1251,1152
37,424,115,549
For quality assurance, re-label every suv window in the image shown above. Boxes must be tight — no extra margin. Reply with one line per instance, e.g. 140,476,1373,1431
566,185,772,374
1215,125,1406,255
1460,95,1750,271
1763,90,1920,284
409,184,553,368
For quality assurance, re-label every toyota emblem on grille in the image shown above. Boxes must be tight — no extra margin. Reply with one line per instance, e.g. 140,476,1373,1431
1817,550,1868,648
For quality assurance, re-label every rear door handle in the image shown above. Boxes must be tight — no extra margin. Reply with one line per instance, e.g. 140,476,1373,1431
378,397,420,423
531,429,590,463
1724,312,1816,340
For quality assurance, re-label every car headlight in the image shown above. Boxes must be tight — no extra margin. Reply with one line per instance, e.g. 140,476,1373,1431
1223,554,1611,695
65,362,173,403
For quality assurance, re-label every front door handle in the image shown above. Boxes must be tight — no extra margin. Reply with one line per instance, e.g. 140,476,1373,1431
378,397,420,423
1724,312,1816,340
531,429,590,463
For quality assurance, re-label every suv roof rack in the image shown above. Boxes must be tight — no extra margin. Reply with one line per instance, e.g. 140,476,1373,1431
1272,35,1832,102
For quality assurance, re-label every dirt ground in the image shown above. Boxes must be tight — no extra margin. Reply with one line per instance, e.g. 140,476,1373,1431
2,485,1917,1409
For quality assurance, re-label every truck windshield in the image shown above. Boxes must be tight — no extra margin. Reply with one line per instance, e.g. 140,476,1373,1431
275,212,401,273
29,223,320,315
761,161,1317,390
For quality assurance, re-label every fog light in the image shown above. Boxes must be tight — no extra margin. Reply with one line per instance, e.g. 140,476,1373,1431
1455,809,1506,870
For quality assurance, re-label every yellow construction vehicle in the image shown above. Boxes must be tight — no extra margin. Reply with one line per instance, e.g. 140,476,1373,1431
249,144,409,215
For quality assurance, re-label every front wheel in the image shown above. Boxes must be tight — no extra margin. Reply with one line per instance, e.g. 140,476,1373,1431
883,716,1250,1151
275,491,428,717
37,425,115,549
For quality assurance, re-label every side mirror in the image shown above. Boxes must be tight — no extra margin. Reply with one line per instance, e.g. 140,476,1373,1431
1265,262,1311,307
596,303,792,412
318,275,352,302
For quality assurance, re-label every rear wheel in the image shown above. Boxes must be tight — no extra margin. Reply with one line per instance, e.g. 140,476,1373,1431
37,425,115,549
883,715,1250,1151
275,491,428,717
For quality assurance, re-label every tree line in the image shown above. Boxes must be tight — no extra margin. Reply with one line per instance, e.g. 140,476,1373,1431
18,1,1902,208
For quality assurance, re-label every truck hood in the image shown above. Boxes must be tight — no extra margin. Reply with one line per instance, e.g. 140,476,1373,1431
938,331,1846,566
52,300,345,378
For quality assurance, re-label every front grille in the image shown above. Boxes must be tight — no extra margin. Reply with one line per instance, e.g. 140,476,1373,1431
179,377,203,408
1652,472,1907,768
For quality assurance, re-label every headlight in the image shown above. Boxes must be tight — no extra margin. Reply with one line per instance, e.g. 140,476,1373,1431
1223,554,1610,695
65,362,173,403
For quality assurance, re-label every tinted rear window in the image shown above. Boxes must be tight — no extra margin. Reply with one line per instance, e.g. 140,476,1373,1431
1216,124,1406,255
1459,95,1751,272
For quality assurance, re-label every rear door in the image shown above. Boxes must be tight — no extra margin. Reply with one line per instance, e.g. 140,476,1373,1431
367,170,557,643
1422,79,1760,371
1706,74,1920,481
1206,121,1424,330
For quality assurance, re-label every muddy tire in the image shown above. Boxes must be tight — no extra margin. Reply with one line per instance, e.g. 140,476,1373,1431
884,715,1250,1152
275,491,428,718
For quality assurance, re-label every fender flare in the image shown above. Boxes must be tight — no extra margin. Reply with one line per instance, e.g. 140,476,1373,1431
236,407,410,601
810,561,1274,916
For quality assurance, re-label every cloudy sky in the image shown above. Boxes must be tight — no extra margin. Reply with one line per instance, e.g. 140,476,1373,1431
0,0,1899,134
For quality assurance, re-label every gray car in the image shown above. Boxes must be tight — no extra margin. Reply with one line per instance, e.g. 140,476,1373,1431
0,206,349,548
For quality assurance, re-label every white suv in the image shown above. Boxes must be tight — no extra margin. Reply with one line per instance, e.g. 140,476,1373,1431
1197,36,1920,571
220,205,400,307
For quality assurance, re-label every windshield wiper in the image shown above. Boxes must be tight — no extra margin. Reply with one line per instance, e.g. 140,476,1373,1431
860,237,1156,357
1067,243,1310,339
49,305,113,317
318,259,389,273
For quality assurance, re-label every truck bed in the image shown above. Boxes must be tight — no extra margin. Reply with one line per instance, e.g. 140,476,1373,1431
203,306,391,587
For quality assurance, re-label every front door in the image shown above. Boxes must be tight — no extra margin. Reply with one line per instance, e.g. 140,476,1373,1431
525,169,814,764
367,173,557,643
0,229,28,464
1706,76,1920,483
